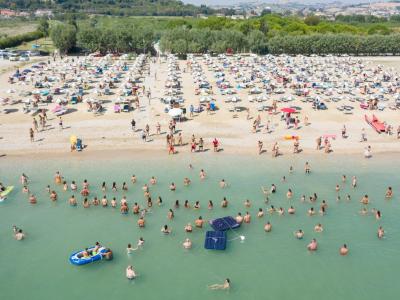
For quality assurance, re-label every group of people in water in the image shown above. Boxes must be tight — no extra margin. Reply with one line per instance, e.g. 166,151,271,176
13,159,389,260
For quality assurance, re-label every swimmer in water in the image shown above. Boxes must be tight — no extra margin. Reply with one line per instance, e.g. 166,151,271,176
236,213,243,224
69,195,77,206
20,173,28,185
359,207,368,215
161,225,171,234
375,210,381,220
244,199,251,208
22,186,29,193
137,217,145,227
304,162,311,174
268,205,276,214
221,197,228,208
385,187,393,198
50,190,57,201
243,212,251,223
342,175,346,183
300,195,305,202
377,226,384,239
70,181,77,191
167,209,174,219
183,238,192,249
288,206,295,214
339,244,349,256
170,182,176,191
335,184,340,192
54,171,62,184
360,195,369,205
29,194,37,204
13,227,25,241
208,278,230,290
150,176,157,185
219,179,227,188
195,216,204,228
352,176,357,188
126,265,136,280
264,221,272,232
183,177,191,186
314,224,323,232
127,243,134,254
286,189,293,199
208,200,213,210
307,238,318,251
294,229,304,239
270,184,276,193
257,208,264,217
289,166,293,173
308,207,315,216
278,207,284,216
200,169,206,180
131,175,136,184
185,223,193,232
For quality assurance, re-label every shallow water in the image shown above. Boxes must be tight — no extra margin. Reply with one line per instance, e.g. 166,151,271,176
0,154,399,300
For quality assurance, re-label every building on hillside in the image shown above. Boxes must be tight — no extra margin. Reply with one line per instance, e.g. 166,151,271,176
196,14,208,19
230,15,246,20
35,10,53,17
0,9,17,17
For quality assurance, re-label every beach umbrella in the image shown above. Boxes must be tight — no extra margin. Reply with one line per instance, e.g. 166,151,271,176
70,135,77,145
281,107,296,113
168,108,183,117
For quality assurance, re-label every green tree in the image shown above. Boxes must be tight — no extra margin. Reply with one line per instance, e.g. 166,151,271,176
50,23,77,53
304,15,320,26
37,18,49,36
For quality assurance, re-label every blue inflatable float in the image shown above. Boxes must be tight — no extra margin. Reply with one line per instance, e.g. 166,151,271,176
69,246,109,266
209,216,240,231
204,231,227,250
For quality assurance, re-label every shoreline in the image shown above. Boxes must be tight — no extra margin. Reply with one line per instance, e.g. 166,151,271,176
1,146,399,161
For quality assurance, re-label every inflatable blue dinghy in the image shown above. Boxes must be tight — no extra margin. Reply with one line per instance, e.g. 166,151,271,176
69,246,109,266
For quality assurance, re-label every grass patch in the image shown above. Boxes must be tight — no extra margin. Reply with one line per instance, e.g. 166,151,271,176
15,37,55,53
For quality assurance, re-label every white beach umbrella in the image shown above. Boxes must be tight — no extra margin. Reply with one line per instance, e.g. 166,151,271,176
168,108,183,117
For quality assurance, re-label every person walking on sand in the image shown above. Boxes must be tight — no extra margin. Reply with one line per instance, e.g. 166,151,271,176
59,117,63,131
341,125,346,138
29,128,34,142
316,136,322,150
33,118,38,133
131,118,136,131
258,141,263,155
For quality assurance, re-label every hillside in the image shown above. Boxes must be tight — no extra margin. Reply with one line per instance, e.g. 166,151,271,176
0,0,214,16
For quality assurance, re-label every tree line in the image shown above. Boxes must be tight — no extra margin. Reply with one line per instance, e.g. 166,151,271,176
43,14,400,56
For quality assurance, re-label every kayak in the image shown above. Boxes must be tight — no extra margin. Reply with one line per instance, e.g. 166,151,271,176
0,186,14,199
283,135,300,140
69,246,109,266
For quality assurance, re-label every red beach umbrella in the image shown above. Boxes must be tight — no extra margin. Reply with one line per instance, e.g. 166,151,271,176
281,107,296,113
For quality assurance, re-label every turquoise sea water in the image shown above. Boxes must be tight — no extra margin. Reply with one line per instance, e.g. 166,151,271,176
0,154,399,300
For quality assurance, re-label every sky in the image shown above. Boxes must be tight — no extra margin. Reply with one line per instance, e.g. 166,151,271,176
183,0,373,5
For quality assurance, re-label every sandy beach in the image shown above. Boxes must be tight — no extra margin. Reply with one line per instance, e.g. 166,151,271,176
0,54,399,158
